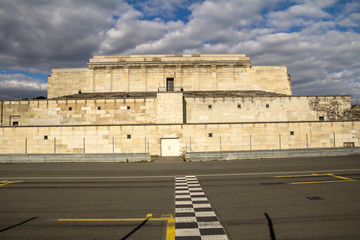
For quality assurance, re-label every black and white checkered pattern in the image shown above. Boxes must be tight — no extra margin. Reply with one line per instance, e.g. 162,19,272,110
175,175,229,240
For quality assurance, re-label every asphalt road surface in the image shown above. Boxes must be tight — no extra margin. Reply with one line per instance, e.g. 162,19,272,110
1,155,359,240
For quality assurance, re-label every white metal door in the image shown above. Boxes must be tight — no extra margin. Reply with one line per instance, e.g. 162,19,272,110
161,138,180,156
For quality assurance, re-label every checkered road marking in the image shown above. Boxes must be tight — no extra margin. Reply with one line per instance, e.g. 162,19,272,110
175,176,229,240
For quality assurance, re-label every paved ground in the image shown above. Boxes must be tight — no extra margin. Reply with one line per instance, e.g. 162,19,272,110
0,155,359,240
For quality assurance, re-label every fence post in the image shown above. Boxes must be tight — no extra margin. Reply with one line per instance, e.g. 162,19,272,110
54,137,56,154
250,134,252,150
83,137,85,154
190,136,192,152
333,132,336,148
306,133,308,149
112,137,115,154
220,136,222,151
145,136,147,153
147,142,149,154
25,137,27,154
279,134,281,150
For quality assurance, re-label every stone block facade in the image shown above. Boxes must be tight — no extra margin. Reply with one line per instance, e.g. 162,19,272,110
0,95,351,126
0,122,358,155
47,54,291,98
1,54,358,156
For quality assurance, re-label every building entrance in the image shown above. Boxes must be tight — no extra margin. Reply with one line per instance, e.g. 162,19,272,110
161,138,180,156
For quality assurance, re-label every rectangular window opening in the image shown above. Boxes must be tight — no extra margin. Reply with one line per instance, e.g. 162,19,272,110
319,116,325,121
237,104,241,108
208,104,212,109
166,78,174,92
266,104,270,108
127,106,130,110
290,131,294,135
127,134,131,139
97,106,101,110
44,135,48,140
68,107,72,111
209,133,213,137
12,121,19,126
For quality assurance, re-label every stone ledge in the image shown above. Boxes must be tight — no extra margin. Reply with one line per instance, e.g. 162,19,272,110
0,153,150,163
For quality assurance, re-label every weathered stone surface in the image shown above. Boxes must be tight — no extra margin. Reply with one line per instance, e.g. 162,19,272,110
47,54,291,98
0,122,358,155
0,94,352,126
309,97,352,121
351,104,360,120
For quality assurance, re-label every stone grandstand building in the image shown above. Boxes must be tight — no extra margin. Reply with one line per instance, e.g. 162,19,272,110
0,54,358,158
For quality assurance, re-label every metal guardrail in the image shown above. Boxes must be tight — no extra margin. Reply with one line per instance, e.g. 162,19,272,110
185,147,360,161
0,153,151,163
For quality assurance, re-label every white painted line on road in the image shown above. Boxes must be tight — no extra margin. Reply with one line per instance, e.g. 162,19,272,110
2,168,360,180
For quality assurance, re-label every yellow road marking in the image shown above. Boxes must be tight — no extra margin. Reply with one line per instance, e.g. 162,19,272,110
275,173,328,178
329,173,356,181
290,180,354,184
0,180,23,187
274,173,356,184
58,214,175,240
163,214,175,240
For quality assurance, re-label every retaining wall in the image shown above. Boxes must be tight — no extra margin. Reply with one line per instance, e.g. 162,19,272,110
185,147,360,161
0,153,150,163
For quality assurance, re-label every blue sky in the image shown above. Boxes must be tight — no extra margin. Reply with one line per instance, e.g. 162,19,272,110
0,0,359,103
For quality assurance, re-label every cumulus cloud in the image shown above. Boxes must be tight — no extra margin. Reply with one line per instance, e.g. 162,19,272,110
0,0,359,103
266,2,331,31
0,74,47,100
0,0,126,71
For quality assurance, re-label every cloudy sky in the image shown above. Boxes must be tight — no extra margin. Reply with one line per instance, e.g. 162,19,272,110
0,0,359,103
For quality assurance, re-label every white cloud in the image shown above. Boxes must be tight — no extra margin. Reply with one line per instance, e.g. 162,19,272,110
0,74,47,99
0,0,127,70
266,2,331,30
98,12,170,55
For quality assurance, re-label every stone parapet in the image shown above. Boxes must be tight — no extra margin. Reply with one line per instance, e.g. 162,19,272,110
89,54,250,64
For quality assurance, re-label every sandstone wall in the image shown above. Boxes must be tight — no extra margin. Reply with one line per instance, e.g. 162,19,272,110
185,95,351,123
0,95,351,126
47,54,292,98
48,69,89,99
0,121,358,155
156,93,183,123
0,98,157,126
250,66,291,94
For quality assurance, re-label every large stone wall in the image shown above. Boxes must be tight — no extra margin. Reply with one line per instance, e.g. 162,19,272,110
0,121,358,155
250,66,291,95
48,69,89,98
0,98,157,126
156,93,183,123
0,94,351,126
185,95,351,123
47,54,292,98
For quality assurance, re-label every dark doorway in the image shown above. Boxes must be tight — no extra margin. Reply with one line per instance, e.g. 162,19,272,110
166,78,174,92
